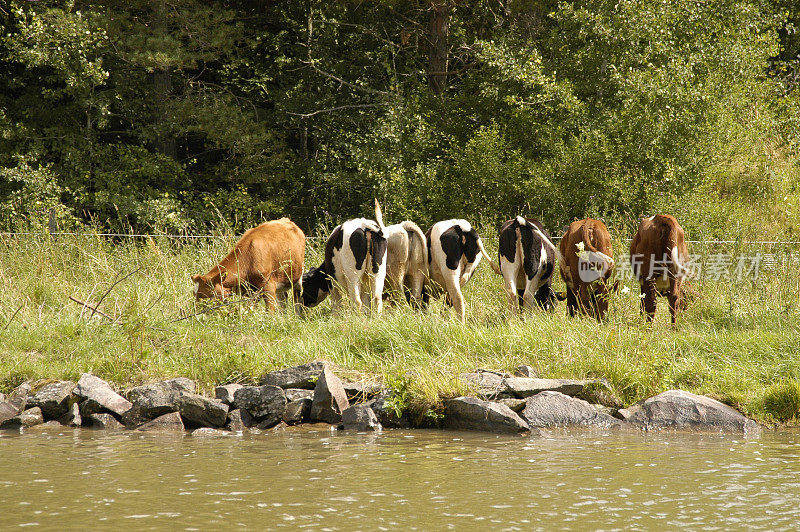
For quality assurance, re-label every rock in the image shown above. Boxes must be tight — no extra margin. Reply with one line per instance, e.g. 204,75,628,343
285,388,314,402
17,407,44,428
28,381,75,419
0,395,26,427
342,382,385,402
88,413,124,430
137,411,185,432
513,365,538,378
9,383,31,401
444,397,530,435
178,394,229,428
79,399,104,418
460,371,509,398
232,385,287,427
226,409,254,432
620,390,761,433
27,420,66,431
495,398,527,413
310,366,350,424
576,379,623,409
74,373,132,417
122,378,196,426
341,405,381,431
365,392,410,429
521,391,622,428
58,401,82,427
214,384,242,406
191,427,230,437
504,378,591,398
282,398,312,425
259,361,326,389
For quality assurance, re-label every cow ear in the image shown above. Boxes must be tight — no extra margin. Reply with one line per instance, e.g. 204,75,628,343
555,291,567,301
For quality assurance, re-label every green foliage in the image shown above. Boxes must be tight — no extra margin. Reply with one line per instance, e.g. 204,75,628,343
763,379,800,422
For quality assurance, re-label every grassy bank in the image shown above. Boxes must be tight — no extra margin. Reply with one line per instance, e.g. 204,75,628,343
1,229,799,425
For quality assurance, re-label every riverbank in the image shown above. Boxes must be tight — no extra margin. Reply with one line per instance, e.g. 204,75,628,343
0,232,799,425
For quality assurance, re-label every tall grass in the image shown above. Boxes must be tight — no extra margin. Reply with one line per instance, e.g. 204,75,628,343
0,227,799,424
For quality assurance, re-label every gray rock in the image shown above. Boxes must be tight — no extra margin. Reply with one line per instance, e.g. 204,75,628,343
226,409,254,431
27,420,65,431
18,407,44,428
460,371,509,398
191,427,230,437
310,366,350,424
232,385,287,426
341,405,381,431
285,388,314,402
28,381,75,419
58,401,82,427
259,361,326,389
513,365,538,378
621,390,761,433
282,398,312,425
365,392,410,429
122,378,196,426
342,382,385,402
10,383,31,401
495,398,527,413
89,413,124,430
504,378,590,398
522,391,622,428
444,397,530,435
214,384,243,406
74,373,132,416
178,394,229,428
0,395,26,427
137,411,185,432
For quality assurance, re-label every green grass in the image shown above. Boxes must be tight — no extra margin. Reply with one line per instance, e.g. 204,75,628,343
0,228,799,425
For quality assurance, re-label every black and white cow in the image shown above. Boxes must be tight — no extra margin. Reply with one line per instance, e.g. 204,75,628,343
424,219,500,322
498,216,559,313
301,206,388,313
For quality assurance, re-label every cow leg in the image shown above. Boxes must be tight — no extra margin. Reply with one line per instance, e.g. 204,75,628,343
371,267,386,315
522,270,544,312
668,279,681,326
503,275,519,314
641,279,657,322
347,276,364,313
406,272,425,308
566,287,578,317
441,269,465,322
262,281,278,312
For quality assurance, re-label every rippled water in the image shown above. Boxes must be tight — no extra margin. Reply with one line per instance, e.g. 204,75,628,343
0,426,798,530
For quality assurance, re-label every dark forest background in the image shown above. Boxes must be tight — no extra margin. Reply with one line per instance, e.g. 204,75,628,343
1,0,799,237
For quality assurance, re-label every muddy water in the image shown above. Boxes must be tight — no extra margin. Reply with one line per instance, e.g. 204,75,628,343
0,427,798,530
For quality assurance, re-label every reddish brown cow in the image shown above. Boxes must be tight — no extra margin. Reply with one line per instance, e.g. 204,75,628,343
191,218,305,310
629,215,689,325
558,219,617,320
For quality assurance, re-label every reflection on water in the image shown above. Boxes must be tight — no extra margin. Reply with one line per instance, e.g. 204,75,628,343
0,427,798,530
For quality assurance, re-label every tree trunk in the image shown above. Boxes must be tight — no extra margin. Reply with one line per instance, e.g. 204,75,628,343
428,2,449,95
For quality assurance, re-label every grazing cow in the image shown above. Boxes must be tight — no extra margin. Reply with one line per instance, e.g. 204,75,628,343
629,214,690,325
382,219,428,305
191,218,305,310
301,203,388,313
498,216,559,313
425,219,500,322
559,218,618,320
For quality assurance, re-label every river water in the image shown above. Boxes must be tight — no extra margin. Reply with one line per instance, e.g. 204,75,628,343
0,426,798,530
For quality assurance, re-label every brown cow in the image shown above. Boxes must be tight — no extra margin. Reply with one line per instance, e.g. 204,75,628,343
629,214,690,325
191,218,305,310
559,219,617,320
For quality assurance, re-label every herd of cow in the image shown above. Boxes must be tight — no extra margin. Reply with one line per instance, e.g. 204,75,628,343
191,202,691,324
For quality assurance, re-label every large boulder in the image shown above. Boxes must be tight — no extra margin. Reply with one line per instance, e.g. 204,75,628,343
0,395,27,428
226,409,254,432
522,391,622,428
122,378,196,427
17,407,44,429
28,381,75,419
137,411,185,432
259,361,326,389
178,394,229,428
58,401,82,427
341,405,381,432
74,373,132,417
443,397,531,435
232,385,287,428
619,390,761,433
282,399,312,425
285,389,314,402
504,378,590,399
460,371,509,398
310,366,350,424
365,392,410,429
214,384,242,406
88,413,124,430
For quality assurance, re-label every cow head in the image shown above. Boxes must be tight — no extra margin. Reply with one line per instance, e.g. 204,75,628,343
300,265,332,307
191,274,231,300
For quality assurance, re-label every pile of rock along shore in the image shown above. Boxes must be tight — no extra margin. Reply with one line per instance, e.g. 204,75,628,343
0,362,762,436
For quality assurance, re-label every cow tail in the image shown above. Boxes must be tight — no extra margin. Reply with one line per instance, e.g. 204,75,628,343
402,221,428,270
374,198,386,231
476,235,502,275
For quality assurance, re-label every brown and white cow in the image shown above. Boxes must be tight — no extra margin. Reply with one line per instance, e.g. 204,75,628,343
498,216,559,313
191,218,305,310
629,214,690,325
300,202,388,314
424,219,500,322
559,218,617,320
382,218,428,305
